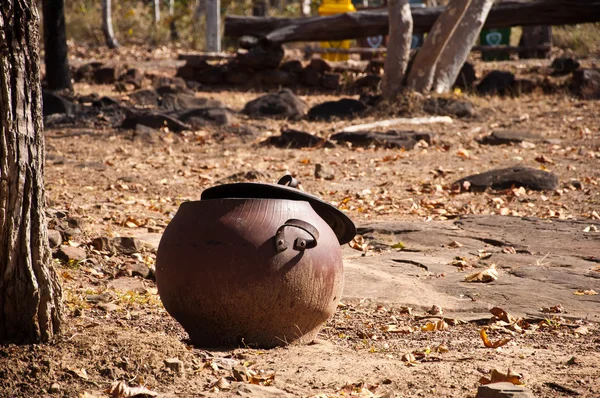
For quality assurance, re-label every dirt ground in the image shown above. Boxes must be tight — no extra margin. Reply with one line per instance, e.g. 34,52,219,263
1,46,599,397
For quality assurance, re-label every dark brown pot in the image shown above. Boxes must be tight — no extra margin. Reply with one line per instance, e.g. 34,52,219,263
155,198,344,348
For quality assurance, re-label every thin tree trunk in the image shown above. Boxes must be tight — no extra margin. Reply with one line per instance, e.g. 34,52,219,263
205,0,221,52
432,0,494,93
381,0,413,100
406,0,471,92
42,0,72,91
302,0,311,16
0,0,63,344
154,0,161,22
102,0,119,49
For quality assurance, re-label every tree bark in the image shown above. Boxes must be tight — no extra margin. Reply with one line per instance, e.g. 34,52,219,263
205,0,221,52
0,0,63,344
102,0,119,49
431,0,494,93
42,0,72,91
381,0,412,100
154,0,161,22
406,0,471,93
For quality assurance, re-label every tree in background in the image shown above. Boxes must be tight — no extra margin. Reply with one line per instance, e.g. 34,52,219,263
381,0,413,100
102,0,119,48
42,0,72,91
0,0,64,344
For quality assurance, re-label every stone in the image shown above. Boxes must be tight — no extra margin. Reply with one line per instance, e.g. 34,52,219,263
196,65,225,84
42,91,74,116
73,61,102,82
56,246,87,263
352,74,381,92
128,88,160,106
47,229,63,248
121,111,190,132
301,67,322,86
119,68,143,89
154,76,190,94
307,58,332,73
48,383,61,394
86,291,116,304
551,57,580,76
91,236,141,255
175,60,209,80
164,358,184,375
423,97,474,118
261,128,336,149
280,60,304,74
175,107,236,127
454,61,477,91
224,65,253,85
476,382,534,398
331,130,432,150
255,69,298,86
123,262,152,279
571,68,600,99
478,130,542,145
452,166,559,192
307,98,367,121
477,71,516,96
161,93,224,111
93,66,120,84
97,302,120,312
242,89,308,120
237,44,285,70
315,163,335,180
321,72,342,90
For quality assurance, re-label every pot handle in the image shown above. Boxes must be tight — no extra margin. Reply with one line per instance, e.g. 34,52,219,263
277,175,299,188
275,219,319,252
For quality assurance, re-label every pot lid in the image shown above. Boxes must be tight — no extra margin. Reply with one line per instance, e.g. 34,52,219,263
201,175,356,245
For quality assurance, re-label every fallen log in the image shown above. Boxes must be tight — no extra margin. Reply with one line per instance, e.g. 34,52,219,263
224,0,600,44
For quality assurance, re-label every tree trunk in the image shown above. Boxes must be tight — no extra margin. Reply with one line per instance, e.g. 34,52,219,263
0,0,63,344
205,0,221,52
102,0,119,49
154,0,161,22
169,0,178,41
406,0,472,93
42,0,72,91
519,25,552,59
432,0,494,93
381,0,413,100
302,0,311,17
253,0,268,17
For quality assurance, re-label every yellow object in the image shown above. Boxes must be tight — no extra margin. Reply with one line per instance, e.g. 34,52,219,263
317,0,356,61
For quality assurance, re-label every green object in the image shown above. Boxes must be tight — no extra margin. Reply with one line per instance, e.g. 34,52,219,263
480,28,511,61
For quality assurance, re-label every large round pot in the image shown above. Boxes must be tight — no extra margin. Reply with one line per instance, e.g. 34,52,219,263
156,197,345,348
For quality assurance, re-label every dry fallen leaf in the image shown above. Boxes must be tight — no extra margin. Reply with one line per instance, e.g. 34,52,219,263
479,328,512,349
490,307,517,324
480,368,524,385
382,324,414,334
574,289,598,296
465,264,499,282
349,235,369,252
106,381,158,398
421,319,448,332
401,352,419,366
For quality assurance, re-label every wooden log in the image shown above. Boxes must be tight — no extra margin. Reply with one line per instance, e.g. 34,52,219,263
224,0,600,43
303,44,551,55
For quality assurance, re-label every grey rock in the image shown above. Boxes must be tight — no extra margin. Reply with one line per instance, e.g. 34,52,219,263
477,71,516,96
255,69,298,86
315,163,335,180
453,166,559,192
551,57,580,76
161,93,223,111
321,72,341,90
237,44,284,70
56,246,87,263
478,130,542,145
118,68,143,89
175,107,236,127
423,97,474,118
128,88,160,106
48,383,61,394
571,68,600,99
476,382,534,398
47,229,63,248
242,89,307,120
93,66,120,84
97,302,120,312
91,236,141,255
307,98,367,121
86,291,116,304
121,111,190,132
123,262,152,279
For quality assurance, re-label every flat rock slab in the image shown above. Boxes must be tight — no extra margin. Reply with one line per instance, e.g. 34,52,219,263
453,166,558,192
476,382,534,398
331,130,432,149
478,130,543,145
344,215,600,320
